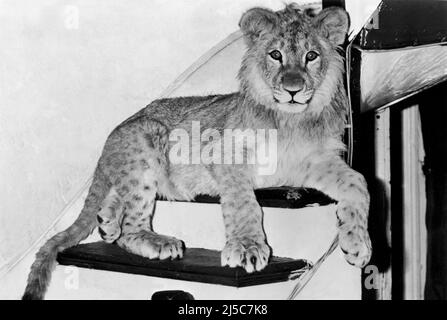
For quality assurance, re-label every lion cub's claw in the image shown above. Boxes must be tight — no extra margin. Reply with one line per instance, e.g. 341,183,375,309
339,227,372,268
144,235,185,260
221,238,271,273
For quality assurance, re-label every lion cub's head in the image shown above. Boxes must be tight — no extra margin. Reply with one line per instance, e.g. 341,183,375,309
238,4,349,114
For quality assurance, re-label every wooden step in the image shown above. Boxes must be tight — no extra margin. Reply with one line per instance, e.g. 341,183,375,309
166,187,335,209
56,188,329,288
57,242,312,288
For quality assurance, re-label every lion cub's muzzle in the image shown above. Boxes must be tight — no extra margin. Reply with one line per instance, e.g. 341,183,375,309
274,72,313,108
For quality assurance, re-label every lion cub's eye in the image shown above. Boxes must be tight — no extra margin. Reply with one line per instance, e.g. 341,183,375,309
305,51,319,62
269,50,283,62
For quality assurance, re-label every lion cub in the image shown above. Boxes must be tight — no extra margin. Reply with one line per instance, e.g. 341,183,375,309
24,4,371,299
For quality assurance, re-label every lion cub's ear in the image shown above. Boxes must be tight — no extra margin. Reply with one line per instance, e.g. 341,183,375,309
239,8,278,45
313,7,350,46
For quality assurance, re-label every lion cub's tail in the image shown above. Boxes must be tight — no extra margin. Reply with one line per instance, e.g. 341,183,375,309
22,168,111,300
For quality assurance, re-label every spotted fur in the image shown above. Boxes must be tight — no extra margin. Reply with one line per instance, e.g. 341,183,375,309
23,4,371,299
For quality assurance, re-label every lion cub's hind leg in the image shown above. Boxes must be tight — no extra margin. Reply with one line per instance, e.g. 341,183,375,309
98,118,185,259
115,170,185,260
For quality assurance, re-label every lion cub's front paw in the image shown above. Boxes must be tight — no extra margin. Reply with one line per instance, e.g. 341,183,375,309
221,238,271,273
339,225,372,268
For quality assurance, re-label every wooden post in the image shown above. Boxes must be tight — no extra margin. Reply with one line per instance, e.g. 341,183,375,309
374,108,392,300
401,105,426,300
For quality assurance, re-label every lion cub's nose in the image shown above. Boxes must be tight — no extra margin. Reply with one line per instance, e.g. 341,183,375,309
282,72,304,95
285,89,300,98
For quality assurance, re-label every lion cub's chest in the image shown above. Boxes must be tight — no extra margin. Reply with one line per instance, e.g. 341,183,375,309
252,135,317,188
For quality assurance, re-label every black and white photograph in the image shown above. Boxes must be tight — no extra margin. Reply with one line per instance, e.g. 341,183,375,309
0,0,447,304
